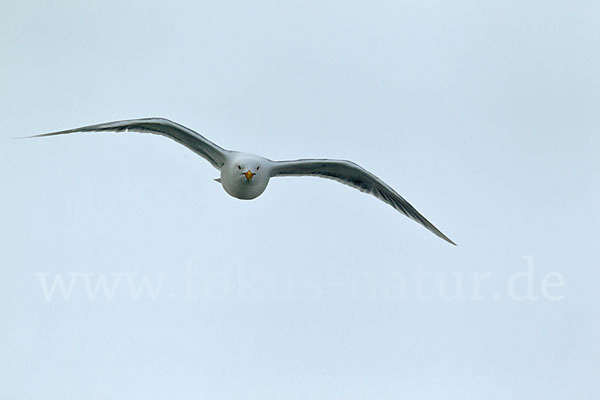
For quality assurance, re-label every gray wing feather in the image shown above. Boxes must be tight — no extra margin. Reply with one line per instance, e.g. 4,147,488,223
24,118,229,169
270,159,456,245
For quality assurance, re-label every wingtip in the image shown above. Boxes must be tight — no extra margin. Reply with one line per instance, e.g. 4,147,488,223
431,228,457,246
13,132,62,140
12,135,38,140
441,234,457,246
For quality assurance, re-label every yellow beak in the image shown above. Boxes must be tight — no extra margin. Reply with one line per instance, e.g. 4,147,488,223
243,170,255,181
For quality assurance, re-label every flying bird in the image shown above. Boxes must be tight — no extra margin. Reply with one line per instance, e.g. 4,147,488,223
23,118,456,245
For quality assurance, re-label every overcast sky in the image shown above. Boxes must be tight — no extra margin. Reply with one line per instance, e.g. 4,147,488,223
1,1,599,399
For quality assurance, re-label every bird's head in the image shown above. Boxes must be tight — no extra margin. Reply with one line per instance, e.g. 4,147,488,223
219,153,270,200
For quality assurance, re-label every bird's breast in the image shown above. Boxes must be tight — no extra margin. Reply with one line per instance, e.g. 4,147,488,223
220,174,267,200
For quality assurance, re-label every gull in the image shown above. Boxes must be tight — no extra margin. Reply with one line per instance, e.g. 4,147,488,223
23,118,456,245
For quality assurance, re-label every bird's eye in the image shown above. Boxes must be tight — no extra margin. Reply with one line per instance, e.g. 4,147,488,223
256,166,260,170
237,165,241,170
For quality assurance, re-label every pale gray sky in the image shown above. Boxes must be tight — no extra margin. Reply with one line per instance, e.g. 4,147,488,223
1,1,599,399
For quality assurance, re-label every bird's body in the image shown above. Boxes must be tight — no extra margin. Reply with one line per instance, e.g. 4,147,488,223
23,118,456,245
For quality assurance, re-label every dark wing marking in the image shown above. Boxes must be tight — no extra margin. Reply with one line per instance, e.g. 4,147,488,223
23,117,229,169
270,159,456,245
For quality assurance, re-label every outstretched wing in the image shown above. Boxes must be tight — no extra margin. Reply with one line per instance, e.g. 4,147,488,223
270,159,456,245
24,118,229,169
